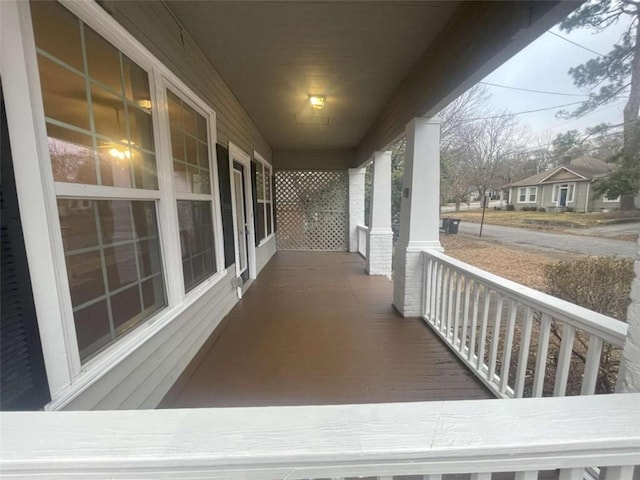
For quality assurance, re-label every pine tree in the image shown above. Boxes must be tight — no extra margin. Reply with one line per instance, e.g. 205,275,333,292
559,0,640,209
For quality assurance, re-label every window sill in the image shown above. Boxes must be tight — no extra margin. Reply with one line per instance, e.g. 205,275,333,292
258,233,275,247
46,268,230,411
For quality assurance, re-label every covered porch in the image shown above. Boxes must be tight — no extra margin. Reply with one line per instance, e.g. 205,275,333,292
161,251,491,408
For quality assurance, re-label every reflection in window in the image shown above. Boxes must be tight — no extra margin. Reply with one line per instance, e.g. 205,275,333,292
58,199,166,360
168,90,211,194
177,201,216,292
255,160,274,241
30,0,157,190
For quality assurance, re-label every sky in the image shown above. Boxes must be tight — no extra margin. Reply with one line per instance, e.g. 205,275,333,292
480,12,633,143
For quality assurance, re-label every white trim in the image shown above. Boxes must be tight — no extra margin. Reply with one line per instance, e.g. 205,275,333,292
603,192,621,203
552,182,576,206
539,166,587,183
55,183,162,200
253,150,275,241
516,186,537,204
228,142,257,281
259,232,276,247
0,0,77,395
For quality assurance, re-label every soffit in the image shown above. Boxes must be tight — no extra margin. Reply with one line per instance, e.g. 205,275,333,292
164,1,461,151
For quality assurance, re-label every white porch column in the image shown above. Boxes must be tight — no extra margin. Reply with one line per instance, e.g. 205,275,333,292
348,167,366,253
365,151,393,276
617,236,640,392
393,117,443,317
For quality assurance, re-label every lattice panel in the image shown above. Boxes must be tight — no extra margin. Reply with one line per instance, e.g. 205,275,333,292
275,170,348,251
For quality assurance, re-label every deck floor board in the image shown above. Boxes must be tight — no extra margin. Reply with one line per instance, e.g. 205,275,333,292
161,252,493,408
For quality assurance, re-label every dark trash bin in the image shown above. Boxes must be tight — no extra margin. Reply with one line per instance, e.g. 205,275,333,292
447,218,460,234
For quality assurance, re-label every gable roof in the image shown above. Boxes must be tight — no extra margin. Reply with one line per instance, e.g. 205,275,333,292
507,156,612,188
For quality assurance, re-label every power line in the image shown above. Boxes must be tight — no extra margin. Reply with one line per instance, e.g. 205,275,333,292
463,100,586,122
546,30,606,57
479,81,589,97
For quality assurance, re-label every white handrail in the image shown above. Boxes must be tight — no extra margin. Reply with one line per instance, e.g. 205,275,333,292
422,250,629,398
356,224,369,258
2,394,639,478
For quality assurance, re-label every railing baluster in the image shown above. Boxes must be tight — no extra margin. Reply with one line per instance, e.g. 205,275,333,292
559,468,585,480
515,307,533,398
424,257,432,319
581,335,604,395
471,473,492,480
488,296,503,383
532,313,552,397
477,289,491,370
554,323,577,397
436,263,444,329
515,471,538,480
453,271,463,347
441,266,449,333
605,466,635,480
430,260,438,325
469,284,481,362
460,278,472,352
500,300,517,395
446,269,455,338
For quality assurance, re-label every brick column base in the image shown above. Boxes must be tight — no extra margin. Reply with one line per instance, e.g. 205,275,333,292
365,232,393,277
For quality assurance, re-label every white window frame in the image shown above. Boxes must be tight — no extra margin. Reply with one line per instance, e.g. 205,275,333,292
517,186,537,204
254,151,275,246
552,182,576,206
603,192,621,203
1,0,227,408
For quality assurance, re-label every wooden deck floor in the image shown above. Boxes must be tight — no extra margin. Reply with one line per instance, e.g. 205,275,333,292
161,252,492,408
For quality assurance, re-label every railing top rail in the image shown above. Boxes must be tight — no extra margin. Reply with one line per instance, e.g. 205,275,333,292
2,394,640,478
423,250,628,346
356,224,369,232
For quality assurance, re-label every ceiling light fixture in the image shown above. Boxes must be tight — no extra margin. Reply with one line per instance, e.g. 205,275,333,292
309,95,325,110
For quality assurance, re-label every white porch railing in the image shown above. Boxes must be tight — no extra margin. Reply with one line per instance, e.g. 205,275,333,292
422,250,628,399
2,393,639,478
356,224,369,258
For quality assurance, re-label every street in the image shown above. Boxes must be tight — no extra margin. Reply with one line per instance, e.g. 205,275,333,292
457,222,638,258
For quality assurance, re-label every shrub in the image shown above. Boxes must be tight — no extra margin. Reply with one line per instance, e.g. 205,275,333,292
544,256,634,393
506,204,515,211
563,206,575,213
537,207,546,212
521,206,537,211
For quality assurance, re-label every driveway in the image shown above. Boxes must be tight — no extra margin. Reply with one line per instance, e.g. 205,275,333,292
457,222,637,258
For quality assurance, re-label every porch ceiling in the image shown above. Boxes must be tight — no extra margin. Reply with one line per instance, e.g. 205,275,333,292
165,1,579,161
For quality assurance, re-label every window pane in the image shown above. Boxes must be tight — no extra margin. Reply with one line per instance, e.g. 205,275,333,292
37,55,90,130
265,169,271,202
32,5,158,189
257,203,265,241
256,163,264,201
85,26,123,95
168,89,211,193
177,200,216,292
74,300,111,361
266,203,273,235
47,124,97,184
59,199,166,362
30,1,83,71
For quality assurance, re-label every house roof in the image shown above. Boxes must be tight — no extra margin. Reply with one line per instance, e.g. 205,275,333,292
164,1,578,165
507,156,612,188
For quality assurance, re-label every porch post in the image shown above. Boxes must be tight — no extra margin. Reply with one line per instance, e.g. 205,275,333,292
365,151,393,276
348,167,366,253
617,235,640,392
393,117,443,317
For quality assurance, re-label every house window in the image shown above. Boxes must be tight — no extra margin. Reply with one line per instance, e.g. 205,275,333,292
603,191,620,203
517,186,537,203
255,154,274,243
31,1,167,361
167,88,218,292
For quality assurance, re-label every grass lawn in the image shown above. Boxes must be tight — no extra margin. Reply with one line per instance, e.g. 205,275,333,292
441,209,639,229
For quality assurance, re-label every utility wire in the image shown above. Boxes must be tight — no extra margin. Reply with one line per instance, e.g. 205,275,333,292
463,100,586,122
546,30,606,57
479,81,590,97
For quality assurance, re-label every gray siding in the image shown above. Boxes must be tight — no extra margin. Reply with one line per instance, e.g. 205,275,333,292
102,1,272,163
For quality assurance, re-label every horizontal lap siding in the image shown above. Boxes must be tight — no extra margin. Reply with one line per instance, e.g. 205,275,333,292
102,1,272,163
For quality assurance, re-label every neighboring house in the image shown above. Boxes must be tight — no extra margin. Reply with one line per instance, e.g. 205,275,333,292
506,156,623,212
